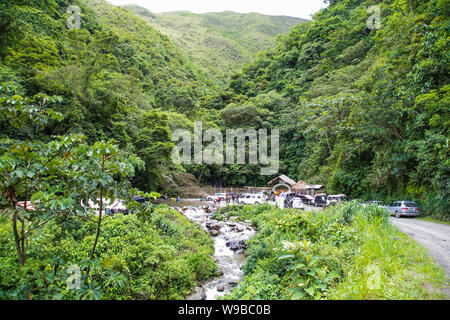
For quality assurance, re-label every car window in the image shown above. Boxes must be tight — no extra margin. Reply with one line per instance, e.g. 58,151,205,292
403,202,417,207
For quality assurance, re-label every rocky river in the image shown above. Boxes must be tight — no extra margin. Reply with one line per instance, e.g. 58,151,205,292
173,204,257,300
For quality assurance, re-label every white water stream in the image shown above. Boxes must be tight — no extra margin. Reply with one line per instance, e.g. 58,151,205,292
177,206,256,300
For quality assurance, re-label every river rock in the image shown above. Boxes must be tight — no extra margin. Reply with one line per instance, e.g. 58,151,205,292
202,206,213,213
209,230,219,237
228,240,247,251
217,285,225,292
226,222,236,227
187,287,206,300
206,221,221,231
236,225,245,233
229,216,238,222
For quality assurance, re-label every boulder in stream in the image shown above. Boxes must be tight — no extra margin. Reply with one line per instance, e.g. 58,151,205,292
187,287,206,300
227,239,247,251
209,230,219,237
205,221,221,231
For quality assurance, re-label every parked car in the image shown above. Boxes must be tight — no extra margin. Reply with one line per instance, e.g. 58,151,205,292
132,196,148,203
255,190,269,201
386,201,420,218
326,194,350,207
313,194,327,207
206,193,227,201
238,193,265,205
290,197,305,210
280,192,296,207
296,194,313,205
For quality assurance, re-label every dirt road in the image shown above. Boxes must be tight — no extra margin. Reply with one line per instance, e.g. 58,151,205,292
390,217,450,277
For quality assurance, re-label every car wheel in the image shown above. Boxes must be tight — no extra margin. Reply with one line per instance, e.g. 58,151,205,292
395,211,401,218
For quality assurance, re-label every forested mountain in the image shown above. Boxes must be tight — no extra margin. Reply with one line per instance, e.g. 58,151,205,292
124,6,306,85
0,0,448,218
0,0,217,191
0,0,449,302
220,0,449,217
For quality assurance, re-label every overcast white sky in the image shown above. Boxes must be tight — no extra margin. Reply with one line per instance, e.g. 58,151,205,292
106,0,328,20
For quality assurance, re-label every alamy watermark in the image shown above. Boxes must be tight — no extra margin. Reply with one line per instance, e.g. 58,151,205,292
67,5,81,30
367,1,417,30
366,265,382,290
171,122,279,175
367,5,382,30
66,265,81,290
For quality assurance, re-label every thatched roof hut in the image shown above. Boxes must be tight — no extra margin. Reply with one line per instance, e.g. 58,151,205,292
267,175,297,187
292,180,308,192
292,181,324,195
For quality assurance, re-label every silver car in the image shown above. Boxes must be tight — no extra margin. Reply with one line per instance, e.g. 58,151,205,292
386,201,420,218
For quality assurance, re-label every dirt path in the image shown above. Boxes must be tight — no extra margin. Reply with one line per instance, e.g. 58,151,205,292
390,217,450,277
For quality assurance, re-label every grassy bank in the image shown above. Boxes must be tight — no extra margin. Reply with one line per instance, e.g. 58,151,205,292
0,206,218,300
215,202,448,300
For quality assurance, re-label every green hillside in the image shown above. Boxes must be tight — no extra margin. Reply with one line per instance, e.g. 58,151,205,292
124,6,307,85
221,0,449,219
0,0,215,192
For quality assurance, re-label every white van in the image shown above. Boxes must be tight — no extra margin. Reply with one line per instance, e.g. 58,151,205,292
238,193,265,205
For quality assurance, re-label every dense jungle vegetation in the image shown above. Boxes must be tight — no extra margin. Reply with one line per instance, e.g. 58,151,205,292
1,0,448,219
0,0,448,300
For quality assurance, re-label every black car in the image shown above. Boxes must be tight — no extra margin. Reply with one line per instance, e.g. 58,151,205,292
133,196,148,203
296,194,313,205
313,194,327,207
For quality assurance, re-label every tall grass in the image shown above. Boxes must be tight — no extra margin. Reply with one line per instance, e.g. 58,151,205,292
222,202,448,300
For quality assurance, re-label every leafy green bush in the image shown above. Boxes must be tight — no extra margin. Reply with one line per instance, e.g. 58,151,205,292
0,207,217,300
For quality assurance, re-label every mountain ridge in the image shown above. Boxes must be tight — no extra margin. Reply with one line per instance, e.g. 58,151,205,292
123,5,307,85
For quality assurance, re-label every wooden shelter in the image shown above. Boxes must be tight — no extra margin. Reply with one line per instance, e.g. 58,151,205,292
292,180,308,192
292,181,324,196
267,175,297,187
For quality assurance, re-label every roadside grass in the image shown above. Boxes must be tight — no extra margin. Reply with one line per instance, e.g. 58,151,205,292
328,216,448,300
217,202,448,300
